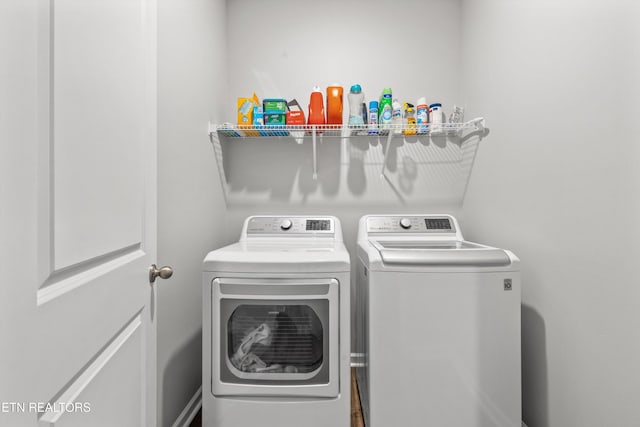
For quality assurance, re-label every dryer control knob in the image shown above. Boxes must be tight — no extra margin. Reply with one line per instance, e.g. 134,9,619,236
399,218,412,229
280,219,293,230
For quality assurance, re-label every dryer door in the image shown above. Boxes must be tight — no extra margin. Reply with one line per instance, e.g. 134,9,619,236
211,277,340,397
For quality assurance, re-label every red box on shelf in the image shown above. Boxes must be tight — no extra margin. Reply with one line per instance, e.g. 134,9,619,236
286,110,305,126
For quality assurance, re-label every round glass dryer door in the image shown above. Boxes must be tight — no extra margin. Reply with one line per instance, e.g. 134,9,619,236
220,300,330,385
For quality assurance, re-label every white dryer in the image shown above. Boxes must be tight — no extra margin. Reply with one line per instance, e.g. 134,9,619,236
355,214,521,427
202,216,350,427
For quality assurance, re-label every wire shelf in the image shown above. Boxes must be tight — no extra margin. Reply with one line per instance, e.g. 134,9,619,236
209,119,485,139
208,118,486,182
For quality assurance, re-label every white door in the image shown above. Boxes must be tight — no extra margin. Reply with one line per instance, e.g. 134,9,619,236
1,1,159,426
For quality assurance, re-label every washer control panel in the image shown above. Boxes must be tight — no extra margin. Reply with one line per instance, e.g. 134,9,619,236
247,217,335,235
366,216,456,233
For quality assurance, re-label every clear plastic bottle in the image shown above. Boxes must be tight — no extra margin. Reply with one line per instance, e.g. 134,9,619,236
392,99,403,134
348,84,365,126
449,105,464,124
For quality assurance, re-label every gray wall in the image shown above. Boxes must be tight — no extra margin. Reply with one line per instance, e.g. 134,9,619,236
157,0,229,425
460,1,640,426
222,0,465,206
222,0,467,350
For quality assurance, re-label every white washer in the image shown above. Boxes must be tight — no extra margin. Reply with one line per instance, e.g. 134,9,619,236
203,216,350,427
355,214,521,427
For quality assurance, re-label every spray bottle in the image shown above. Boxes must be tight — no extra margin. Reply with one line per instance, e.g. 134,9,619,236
403,103,416,135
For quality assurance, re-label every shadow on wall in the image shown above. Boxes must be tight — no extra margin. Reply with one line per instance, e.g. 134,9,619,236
347,138,368,196
162,330,202,427
521,304,549,427
211,132,485,206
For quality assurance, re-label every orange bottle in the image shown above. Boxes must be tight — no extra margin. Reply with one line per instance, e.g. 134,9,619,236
307,86,326,125
326,85,343,125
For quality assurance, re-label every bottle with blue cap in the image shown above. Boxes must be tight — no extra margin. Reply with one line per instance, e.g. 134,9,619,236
348,84,365,126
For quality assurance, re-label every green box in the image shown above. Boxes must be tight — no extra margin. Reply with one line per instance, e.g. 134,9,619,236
263,98,287,113
264,113,286,126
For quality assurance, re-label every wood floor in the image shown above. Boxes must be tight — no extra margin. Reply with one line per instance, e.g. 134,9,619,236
189,368,365,427
350,367,365,427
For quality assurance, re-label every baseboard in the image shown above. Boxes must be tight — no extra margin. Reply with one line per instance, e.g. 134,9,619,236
168,384,525,427
171,385,202,427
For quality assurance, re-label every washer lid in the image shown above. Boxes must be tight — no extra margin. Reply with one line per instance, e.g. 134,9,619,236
371,240,512,267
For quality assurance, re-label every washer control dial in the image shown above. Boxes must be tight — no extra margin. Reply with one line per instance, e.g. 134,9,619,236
399,218,412,229
280,219,293,230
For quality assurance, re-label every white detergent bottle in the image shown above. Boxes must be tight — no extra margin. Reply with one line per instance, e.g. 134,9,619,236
429,103,444,134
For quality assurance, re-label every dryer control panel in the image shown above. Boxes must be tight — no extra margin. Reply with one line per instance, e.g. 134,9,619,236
246,216,335,235
366,216,457,234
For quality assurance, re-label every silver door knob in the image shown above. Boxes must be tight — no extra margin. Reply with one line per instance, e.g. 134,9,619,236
149,264,173,284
